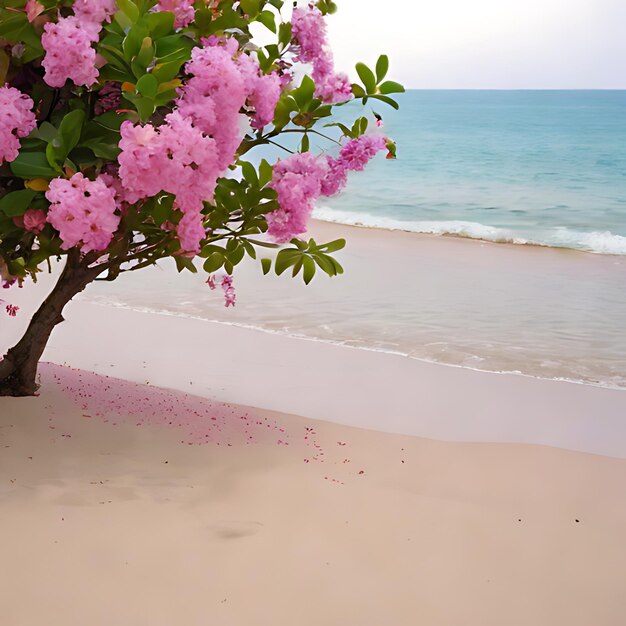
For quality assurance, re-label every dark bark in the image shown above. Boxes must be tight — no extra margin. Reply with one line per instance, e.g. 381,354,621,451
0,251,101,397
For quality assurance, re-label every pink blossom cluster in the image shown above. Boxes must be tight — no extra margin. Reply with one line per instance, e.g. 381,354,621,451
41,17,99,87
177,38,281,167
291,6,352,104
268,152,326,242
206,274,236,307
5,304,19,317
117,38,282,253
337,135,388,171
156,0,195,28
0,85,36,164
118,111,221,253
41,0,116,87
268,134,387,241
72,0,117,37
45,173,120,253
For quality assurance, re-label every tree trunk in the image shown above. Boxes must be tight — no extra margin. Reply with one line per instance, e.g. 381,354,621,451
0,251,101,397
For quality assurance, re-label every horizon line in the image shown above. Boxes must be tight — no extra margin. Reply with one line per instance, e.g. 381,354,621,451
402,88,626,91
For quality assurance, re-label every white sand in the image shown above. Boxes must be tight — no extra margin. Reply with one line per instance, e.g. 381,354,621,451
2,225,626,624
2,364,626,626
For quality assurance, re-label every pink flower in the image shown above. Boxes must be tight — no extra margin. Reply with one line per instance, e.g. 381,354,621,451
176,42,247,169
156,0,195,28
46,173,119,253
338,134,387,172
249,71,281,129
25,0,44,22
41,16,99,88
291,6,352,104
0,86,37,164
268,152,327,242
22,209,47,234
176,210,206,255
291,7,326,64
320,155,347,197
267,135,387,241
221,275,236,307
5,304,19,317
206,275,217,290
73,0,116,24
312,68,352,104
117,112,219,253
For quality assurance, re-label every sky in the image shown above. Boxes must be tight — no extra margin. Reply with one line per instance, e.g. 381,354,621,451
324,0,626,89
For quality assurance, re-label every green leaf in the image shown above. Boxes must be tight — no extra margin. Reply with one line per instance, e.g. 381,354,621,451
203,252,225,273
45,142,64,172
351,84,366,98
114,9,133,31
175,255,197,273
123,24,149,60
226,244,245,266
312,253,336,276
275,248,300,275
278,22,291,49
258,159,273,187
256,10,276,33
355,62,377,94
319,238,346,253
0,190,37,218
10,152,58,179
240,161,258,187
144,11,175,38
370,94,400,110
261,258,272,275
291,257,304,278
37,122,59,144
80,140,121,160
302,256,316,284
134,96,156,121
117,0,140,22
133,37,155,77
378,80,405,95
375,54,389,83
292,75,315,110
241,239,257,259
240,0,261,17
58,109,86,154
136,73,158,98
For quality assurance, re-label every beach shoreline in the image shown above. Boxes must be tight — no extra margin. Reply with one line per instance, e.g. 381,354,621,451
3,233,626,623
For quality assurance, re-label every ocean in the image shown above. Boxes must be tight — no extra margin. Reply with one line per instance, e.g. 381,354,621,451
316,90,626,254
83,90,626,389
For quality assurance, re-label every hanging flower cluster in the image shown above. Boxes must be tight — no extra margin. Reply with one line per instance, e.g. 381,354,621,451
291,5,352,104
268,134,388,242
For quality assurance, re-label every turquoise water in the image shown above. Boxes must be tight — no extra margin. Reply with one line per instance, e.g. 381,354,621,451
315,90,626,254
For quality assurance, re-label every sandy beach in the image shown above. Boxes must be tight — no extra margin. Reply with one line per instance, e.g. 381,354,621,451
2,226,626,625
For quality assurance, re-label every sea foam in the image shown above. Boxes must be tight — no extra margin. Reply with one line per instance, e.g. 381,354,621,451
313,207,626,256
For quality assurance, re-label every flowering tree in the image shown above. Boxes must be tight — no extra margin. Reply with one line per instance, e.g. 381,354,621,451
0,0,403,396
